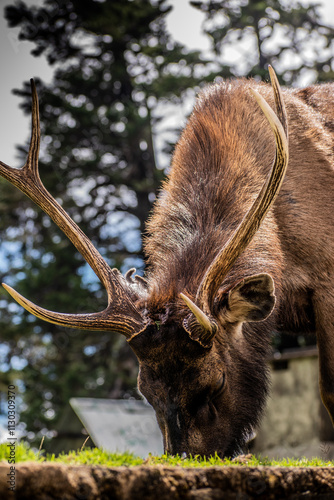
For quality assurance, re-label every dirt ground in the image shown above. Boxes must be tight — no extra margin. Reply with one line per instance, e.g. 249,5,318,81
1,462,334,499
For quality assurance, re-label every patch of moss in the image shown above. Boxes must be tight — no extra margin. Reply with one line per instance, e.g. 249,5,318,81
0,441,43,463
1,442,333,467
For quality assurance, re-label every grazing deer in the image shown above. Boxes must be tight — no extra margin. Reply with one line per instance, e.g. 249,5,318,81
1,68,333,457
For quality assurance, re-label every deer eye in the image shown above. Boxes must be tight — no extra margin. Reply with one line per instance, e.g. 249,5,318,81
212,374,226,399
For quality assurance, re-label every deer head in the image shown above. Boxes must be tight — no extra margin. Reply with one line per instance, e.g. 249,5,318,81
0,67,288,457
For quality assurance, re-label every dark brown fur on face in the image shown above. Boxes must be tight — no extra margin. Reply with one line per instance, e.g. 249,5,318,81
131,78,334,457
1,74,334,458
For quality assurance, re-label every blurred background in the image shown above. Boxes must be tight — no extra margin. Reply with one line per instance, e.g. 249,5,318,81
0,0,334,455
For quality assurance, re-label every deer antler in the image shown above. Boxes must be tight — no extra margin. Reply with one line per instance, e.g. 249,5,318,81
182,67,289,343
0,79,146,339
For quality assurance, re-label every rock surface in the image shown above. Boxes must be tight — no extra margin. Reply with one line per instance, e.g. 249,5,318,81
1,461,334,499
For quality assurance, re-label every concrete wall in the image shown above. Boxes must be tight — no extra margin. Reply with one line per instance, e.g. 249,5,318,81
253,347,334,459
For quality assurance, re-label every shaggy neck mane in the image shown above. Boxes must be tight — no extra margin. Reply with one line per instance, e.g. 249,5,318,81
144,79,283,311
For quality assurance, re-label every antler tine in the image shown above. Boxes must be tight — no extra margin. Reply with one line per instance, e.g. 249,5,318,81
0,79,146,338
195,67,289,314
268,65,288,137
2,282,143,337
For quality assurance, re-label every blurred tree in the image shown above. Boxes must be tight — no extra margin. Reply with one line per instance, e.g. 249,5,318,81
191,0,334,84
0,0,218,449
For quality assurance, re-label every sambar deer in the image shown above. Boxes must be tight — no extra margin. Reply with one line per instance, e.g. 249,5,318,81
1,68,333,457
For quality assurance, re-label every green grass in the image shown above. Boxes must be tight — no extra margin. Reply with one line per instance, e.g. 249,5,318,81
0,441,41,463
0,442,333,467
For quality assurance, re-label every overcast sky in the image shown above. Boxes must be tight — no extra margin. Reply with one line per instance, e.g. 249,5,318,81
1,0,334,168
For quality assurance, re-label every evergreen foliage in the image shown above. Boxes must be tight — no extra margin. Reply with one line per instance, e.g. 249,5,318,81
191,0,334,84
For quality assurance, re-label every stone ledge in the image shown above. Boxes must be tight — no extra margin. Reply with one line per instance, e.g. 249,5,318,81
1,461,334,499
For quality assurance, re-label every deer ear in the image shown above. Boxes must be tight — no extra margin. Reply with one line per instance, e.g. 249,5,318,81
224,274,276,324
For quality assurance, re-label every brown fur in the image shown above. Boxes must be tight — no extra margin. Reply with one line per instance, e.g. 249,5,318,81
130,78,334,457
